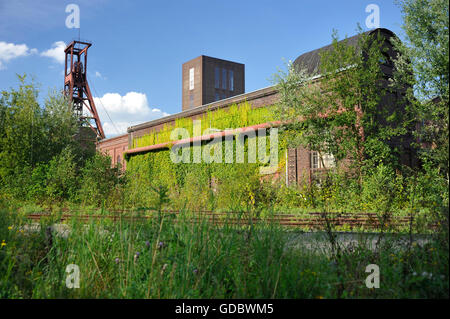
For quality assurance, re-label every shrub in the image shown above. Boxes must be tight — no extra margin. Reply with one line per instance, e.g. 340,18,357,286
78,153,121,207
44,148,78,203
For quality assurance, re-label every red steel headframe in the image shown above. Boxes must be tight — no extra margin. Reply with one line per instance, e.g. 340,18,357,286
64,41,105,139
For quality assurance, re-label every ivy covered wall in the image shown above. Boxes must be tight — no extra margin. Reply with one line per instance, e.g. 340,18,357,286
125,102,289,210
131,102,277,148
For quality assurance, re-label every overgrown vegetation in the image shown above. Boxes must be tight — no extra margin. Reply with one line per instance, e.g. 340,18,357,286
0,203,448,298
0,0,447,299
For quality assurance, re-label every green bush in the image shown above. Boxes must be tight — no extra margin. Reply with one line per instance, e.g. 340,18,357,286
77,153,122,207
44,148,78,203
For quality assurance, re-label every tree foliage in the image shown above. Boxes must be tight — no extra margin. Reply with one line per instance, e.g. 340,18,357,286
0,74,121,204
0,74,78,186
274,29,412,177
393,0,449,178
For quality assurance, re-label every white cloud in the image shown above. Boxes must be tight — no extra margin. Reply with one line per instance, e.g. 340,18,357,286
40,41,66,64
0,41,37,70
93,92,170,137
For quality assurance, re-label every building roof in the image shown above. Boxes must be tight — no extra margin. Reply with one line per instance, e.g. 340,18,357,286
127,85,277,133
114,28,397,137
293,28,396,75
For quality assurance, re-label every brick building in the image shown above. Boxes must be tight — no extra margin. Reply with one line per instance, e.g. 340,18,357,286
97,28,413,184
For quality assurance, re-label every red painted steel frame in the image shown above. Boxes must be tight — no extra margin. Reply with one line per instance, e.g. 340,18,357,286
64,41,105,139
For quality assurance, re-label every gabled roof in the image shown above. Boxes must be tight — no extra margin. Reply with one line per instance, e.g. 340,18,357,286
293,28,396,75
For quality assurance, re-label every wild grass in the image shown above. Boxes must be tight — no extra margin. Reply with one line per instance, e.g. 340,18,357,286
0,205,448,299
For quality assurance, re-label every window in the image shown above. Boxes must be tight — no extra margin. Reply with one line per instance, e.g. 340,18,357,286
189,68,195,90
311,151,319,169
222,68,227,89
221,93,227,100
189,94,194,107
117,155,121,165
229,70,234,91
215,92,220,101
215,67,220,89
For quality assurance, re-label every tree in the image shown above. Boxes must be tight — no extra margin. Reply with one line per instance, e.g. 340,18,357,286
393,0,449,179
0,74,83,198
274,28,412,181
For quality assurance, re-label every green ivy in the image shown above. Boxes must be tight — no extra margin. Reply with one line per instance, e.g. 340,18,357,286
126,104,289,211
132,101,276,148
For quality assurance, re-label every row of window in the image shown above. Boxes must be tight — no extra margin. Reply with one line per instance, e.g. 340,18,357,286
215,67,234,91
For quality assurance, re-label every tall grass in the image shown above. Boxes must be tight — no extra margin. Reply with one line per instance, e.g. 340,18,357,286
0,206,448,298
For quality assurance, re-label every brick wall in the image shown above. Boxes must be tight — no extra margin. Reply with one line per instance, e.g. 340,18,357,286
96,134,128,170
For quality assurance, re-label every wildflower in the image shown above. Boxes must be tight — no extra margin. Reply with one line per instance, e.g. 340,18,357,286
193,268,198,275
145,240,150,248
8,226,12,231
115,257,120,264
134,252,140,263
158,241,165,250
1,240,6,248
316,296,324,299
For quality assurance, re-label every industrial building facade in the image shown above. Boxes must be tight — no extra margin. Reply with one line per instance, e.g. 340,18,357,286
97,28,413,186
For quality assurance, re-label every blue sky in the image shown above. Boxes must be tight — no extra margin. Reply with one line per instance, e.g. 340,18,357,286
0,0,406,137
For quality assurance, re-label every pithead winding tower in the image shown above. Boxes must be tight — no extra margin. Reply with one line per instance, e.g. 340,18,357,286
64,41,105,139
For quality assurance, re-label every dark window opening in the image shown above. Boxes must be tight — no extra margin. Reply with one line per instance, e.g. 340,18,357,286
229,70,234,91
215,67,220,89
222,68,227,89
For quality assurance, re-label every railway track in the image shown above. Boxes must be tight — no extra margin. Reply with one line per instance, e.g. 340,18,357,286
26,210,426,230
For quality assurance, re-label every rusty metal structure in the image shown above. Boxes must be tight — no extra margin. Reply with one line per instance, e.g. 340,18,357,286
64,41,105,139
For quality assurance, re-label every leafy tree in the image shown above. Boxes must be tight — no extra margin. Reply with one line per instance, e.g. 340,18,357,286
393,0,449,179
0,74,98,201
0,74,42,181
0,75,79,177
274,29,412,180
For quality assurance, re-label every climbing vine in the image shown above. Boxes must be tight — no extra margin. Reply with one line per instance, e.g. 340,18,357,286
125,102,289,210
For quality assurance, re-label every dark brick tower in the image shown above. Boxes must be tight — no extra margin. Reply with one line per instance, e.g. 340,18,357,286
182,55,244,111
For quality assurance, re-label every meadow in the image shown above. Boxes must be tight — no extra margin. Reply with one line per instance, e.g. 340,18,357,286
0,200,448,299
